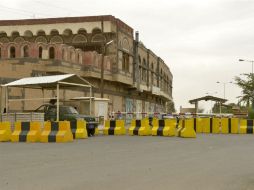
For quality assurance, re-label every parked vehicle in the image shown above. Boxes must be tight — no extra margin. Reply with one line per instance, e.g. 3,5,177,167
35,104,98,136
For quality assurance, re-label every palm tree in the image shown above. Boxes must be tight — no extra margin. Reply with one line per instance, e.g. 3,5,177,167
235,73,254,108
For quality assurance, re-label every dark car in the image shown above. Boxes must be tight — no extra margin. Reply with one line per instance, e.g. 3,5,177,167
35,104,98,136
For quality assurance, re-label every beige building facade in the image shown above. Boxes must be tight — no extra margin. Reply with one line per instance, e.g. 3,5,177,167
0,15,173,116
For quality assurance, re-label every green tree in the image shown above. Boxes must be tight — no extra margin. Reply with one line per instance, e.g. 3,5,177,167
234,73,254,108
212,102,237,113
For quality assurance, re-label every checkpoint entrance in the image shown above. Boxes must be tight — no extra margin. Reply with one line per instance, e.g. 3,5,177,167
189,95,227,114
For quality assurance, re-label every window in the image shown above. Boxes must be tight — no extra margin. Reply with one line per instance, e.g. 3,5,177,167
71,52,75,62
139,66,142,81
39,47,43,58
70,52,73,62
142,59,147,82
62,49,65,60
78,53,82,64
10,46,16,58
23,45,29,57
49,47,55,59
122,52,129,72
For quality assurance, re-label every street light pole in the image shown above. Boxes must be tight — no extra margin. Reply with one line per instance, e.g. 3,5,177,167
239,59,254,75
216,81,232,99
100,40,114,98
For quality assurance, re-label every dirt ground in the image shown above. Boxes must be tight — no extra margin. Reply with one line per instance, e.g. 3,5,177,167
1,134,254,190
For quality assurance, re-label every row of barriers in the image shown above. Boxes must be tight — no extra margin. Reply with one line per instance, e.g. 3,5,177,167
103,118,196,138
188,117,254,134
0,120,89,143
103,117,254,137
2,117,254,142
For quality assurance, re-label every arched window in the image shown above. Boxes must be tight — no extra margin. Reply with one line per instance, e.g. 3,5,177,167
10,46,16,58
39,47,43,58
49,47,55,59
23,45,29,57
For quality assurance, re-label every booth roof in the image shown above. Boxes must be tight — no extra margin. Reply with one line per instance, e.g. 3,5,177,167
2,74,92,89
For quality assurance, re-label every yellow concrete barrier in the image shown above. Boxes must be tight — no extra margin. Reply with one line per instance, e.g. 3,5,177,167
221,118,239,134
202,118,219,133
212,118,220,134
176,118,184,136
239,119,254,134
178,119,196,138
0,122,11,142
193,118,203,133
11,121,41,142
40,121,73,143
129,119,151,136
152,119,176,136
202,118,211,133
177,118,183,129
95,127,99,135
103,120,126,135
70,120,88,139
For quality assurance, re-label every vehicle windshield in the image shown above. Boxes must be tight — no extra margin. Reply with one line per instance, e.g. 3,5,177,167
60,106,79,114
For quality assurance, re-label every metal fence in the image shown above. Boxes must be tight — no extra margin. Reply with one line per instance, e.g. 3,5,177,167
0,112,44,130
109,112,168,125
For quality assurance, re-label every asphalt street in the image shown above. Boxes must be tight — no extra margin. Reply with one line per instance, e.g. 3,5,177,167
1,134,254,190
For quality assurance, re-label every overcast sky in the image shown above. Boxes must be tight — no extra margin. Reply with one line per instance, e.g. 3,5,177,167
1,0,254,112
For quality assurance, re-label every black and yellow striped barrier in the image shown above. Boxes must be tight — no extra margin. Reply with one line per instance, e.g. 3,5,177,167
40,121,73,143
0,122,11,142
129,119,151,136
151,119,176,136
103,120,126,135
11,121,41,142
70,120,88,139
239,119,254,134
177,118,196,138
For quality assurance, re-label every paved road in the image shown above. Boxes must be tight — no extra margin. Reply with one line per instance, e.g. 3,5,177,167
1,134,254,190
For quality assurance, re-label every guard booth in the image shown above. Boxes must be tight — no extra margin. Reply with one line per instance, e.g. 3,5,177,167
70,97,109,126
189,95,227,114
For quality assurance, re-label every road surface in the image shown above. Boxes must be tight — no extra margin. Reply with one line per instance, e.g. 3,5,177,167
1,134,254,190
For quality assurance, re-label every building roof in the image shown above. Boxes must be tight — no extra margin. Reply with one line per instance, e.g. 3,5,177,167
0,15,133,33
2,74,92,89
189,95,227,104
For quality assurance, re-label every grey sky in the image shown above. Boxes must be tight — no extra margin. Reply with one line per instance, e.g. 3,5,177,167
1,0,254,112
